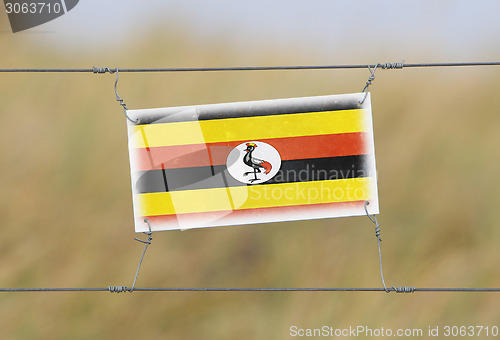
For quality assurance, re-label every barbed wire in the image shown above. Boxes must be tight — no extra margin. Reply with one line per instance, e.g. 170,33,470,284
0,61,499,73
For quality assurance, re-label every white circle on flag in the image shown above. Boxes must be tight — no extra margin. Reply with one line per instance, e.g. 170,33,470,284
226,141,281,185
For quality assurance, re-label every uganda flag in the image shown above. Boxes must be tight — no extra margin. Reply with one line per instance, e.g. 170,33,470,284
127,93,379,232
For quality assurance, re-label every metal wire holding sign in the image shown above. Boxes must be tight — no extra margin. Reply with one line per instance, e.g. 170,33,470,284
0,60,500,294
92,67,139,123
364,201,416,294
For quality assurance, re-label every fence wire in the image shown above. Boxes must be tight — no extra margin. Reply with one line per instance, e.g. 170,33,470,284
0,61,499,73
0,287,499,294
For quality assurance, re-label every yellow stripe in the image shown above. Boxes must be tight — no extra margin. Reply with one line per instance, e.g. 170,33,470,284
130,109,368,148
137,177,374,216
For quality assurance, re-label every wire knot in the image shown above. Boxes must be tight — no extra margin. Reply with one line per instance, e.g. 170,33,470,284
359,64,379,105
361,66,377,93
108,286,129,293
374,224,382,241
380,61,404,70
134,233,153,245
134,219,153,245
365,73,376,87
391,286,416,293
364,201,382,242
92,67,116,74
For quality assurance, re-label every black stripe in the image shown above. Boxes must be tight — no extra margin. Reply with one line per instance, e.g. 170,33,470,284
134,155,372,194
161,168,169,192
133,95,362,125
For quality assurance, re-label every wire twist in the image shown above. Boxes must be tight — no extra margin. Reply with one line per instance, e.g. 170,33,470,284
364,201,382,241
92,67,115,74
113,68,139,124
108,286,129,293
359,64,378,105
380,61,404,69
391,286,415,293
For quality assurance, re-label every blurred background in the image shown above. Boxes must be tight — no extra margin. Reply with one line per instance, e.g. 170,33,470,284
1,1,500,339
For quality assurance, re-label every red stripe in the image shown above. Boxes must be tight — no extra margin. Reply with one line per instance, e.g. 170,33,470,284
141,201,366,227
132,132,368,171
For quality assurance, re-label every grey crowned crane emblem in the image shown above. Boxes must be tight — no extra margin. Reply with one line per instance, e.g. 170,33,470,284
226,141,281,185
242,142,272,183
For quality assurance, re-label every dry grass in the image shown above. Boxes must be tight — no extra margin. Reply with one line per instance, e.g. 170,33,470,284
0,17,499,339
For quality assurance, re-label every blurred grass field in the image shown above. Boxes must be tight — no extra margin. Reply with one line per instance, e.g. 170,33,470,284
1,15,500,340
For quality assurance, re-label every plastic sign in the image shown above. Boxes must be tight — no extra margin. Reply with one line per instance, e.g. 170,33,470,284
127,93,379,232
